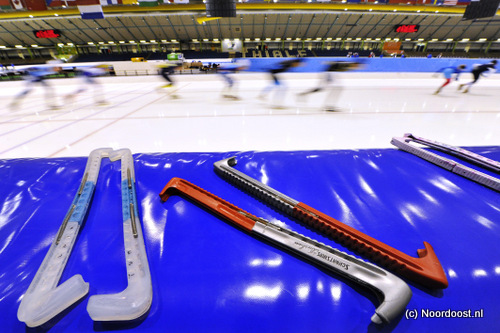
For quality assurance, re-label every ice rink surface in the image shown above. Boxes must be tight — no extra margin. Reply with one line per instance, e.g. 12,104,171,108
1,72,499,159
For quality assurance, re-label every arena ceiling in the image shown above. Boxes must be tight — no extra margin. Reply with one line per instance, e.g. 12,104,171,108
0,4,499,47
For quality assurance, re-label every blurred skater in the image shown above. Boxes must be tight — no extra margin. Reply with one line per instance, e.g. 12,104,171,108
433,64,466,95
158,62,183,99
66,64,110,105
257,58,303,108
297,61,359,112
458,60,497,93
218,59,250,100
8,60,63,110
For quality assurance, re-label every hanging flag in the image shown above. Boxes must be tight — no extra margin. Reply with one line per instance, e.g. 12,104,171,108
77,0,104,19
138,0,158,6
24,0,47,10
10,0,25,9
78,5,104,19
122,0,135,4
0,0,12,9
47,0,77,7
100,0,122,5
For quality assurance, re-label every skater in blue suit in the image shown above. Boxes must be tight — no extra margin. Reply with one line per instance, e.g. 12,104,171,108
9,60,63,109
218,59,250,100
433,64,466,95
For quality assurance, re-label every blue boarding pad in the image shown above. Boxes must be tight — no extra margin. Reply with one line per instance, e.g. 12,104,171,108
0,147,499,332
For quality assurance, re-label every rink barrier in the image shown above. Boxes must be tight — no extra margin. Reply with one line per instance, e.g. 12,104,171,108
243,57,500,73
5,58,498,79
108,57,499,76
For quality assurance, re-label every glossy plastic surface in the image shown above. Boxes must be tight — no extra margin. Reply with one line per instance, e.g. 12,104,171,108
86,149,153,322
214,156,447,289
160,177,412,324
17,148,111,327
1,148,500,332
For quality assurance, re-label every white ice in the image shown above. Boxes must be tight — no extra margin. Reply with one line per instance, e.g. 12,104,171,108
1,72,499,159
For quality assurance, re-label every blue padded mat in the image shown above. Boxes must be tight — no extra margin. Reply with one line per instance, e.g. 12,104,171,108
0,147,499,332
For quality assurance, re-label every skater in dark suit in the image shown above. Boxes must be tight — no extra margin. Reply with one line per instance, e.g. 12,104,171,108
258,58,303,108
458,60,497,93
158,62,183,99
298,61,360,112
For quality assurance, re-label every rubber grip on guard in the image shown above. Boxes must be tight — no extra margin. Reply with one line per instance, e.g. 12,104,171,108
293,202,448,289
